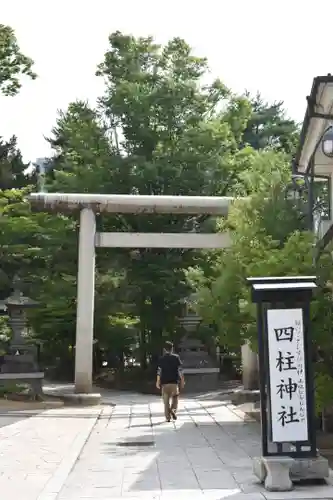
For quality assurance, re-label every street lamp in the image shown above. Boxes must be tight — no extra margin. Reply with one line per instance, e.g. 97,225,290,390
322,128,333,158
291,126,333,231
35,157,49,192
289,174,308,200
285,174,309,211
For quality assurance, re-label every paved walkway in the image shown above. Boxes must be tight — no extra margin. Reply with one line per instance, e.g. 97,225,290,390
0,391,333,499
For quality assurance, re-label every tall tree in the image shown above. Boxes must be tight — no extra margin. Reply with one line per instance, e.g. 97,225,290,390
242,92,299,154
46,100,113,192
0,24,37,300
0,135,36,190
0,186,82,375
193,150,333,412
0,24,36,96
0,24,37,191
45,32,254,367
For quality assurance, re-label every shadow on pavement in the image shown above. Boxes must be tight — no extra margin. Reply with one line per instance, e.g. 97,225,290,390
101,412,262,495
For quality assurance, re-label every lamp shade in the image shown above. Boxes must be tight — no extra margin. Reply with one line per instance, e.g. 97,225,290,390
322,129,333,158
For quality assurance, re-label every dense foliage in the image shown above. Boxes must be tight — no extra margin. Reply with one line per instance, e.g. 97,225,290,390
193,153,333,413
0,25,37,301
0,24,36,96
4,27,333,412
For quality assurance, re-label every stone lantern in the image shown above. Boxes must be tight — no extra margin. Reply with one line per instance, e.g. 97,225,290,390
178,294,219,392
1,276,40,374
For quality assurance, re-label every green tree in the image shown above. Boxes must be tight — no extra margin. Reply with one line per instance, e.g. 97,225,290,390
194,150,309,343
242,92,299,154
43,33,256,368
0,135,36,190
0,24,36,96
0,24,37,305
194,149,333,412
45,101,113,192
0,188,80,376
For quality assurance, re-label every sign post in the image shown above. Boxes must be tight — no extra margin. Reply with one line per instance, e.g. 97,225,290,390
247,276,329,491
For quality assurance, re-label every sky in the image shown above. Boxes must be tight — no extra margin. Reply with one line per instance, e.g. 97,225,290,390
1,0,333,163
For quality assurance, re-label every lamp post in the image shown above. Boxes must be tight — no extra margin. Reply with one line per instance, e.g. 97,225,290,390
285,173,312,229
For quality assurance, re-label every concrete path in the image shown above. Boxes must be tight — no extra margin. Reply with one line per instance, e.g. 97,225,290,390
0,391,333,499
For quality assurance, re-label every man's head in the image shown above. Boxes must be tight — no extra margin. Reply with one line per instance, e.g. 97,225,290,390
164,341,173,353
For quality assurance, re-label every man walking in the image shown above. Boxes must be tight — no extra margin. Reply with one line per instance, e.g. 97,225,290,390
156,341,185,422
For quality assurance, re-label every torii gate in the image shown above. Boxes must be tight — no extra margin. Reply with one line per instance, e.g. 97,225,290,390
29,193,233,395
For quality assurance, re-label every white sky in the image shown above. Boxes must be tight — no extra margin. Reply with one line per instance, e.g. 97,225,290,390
1,0,333,163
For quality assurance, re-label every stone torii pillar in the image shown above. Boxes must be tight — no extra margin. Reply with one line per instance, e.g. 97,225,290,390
75,208,96,393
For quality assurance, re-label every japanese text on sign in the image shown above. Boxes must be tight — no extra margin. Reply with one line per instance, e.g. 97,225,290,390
267,308,308,443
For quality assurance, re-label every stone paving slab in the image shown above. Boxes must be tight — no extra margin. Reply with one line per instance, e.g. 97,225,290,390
0,406,102,500
55,395,333,500
0,392,333,499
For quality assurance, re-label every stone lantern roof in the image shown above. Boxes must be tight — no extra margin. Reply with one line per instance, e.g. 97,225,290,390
4,291,38,309
3,276,38,310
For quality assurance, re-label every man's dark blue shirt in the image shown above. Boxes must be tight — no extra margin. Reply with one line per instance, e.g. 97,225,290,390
157,352,182,385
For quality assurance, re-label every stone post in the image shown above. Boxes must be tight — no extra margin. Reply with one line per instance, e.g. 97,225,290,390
74,208,96,394
241,340,259,390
